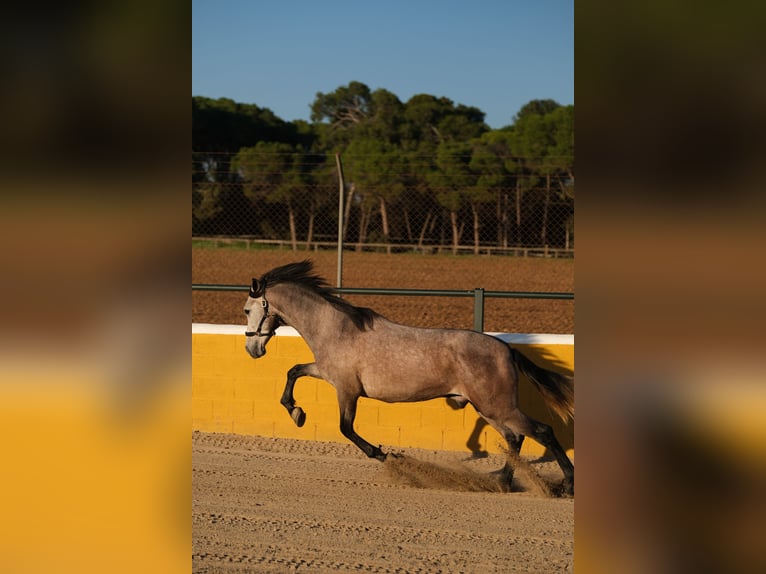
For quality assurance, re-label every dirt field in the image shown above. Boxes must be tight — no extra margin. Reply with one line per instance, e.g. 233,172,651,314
192,248,574,333
193,432,574,573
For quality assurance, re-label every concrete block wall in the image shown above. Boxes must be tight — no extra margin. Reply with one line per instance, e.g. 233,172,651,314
192,324,574,458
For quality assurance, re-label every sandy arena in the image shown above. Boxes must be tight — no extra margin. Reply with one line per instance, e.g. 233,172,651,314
193,432,573,573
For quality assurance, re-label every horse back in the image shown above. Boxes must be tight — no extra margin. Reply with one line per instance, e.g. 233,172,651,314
334,320,513,402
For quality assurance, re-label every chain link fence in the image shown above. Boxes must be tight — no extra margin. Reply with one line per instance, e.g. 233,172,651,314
193,152,574,257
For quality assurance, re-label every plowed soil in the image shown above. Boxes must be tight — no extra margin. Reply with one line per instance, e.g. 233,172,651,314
192,432,574,573
192,249,574,333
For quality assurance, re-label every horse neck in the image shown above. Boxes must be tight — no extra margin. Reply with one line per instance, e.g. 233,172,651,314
267,283,338,345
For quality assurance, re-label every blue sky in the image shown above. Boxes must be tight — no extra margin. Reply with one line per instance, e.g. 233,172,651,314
192,1,573,130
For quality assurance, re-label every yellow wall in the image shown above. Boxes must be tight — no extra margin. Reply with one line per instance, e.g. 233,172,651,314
192,325,573,458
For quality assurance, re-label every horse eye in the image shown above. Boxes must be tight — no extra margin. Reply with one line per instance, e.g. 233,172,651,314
244,309,250,315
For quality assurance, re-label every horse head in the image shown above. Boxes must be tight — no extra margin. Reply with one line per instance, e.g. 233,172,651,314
244,278,280,358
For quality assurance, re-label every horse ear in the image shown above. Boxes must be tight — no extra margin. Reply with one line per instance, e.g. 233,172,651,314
249,278,260,298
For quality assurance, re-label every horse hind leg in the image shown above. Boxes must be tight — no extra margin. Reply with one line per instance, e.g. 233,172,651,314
508,432,525,453
509,409,574,495
280,362,319,427
487,426,524,491
487,409,573,495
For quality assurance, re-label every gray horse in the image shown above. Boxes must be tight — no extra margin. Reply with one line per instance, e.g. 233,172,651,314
244,260,574,494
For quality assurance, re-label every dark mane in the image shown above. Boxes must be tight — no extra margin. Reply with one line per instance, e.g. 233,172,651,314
259,260,377,331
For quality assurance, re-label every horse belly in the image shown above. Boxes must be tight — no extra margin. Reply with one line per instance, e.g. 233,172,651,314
358,351,455,403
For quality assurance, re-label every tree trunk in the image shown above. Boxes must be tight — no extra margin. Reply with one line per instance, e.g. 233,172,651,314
288,203,297,251
472,203,480,255
305,209,315,250
450,210,460,255
502,191,509,248
417,211,432,249
342,183,354,241
496,192,508,248
403,207,412,242
379,196,390,254
356,204,372,251
541,174,551,246
515,179,522,246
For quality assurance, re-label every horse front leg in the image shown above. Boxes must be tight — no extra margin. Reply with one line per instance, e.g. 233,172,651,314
281,362,319,427
337,391,387,462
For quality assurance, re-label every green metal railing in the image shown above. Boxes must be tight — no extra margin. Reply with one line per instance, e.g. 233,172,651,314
192,284,574,332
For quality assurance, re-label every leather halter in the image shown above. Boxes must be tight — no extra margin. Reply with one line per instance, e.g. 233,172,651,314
245,281,277,338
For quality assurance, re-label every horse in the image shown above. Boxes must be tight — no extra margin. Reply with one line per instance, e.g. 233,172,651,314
243,260,574,494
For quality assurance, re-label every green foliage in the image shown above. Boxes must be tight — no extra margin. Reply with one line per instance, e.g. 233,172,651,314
233,141,305,204
310,81,372,126
402,94,488,147
344,137,407,200
192,87,574,250
471,138,510,190
514,99,561,123
192,96,306,152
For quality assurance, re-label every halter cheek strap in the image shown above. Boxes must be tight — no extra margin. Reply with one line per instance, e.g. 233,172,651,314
245,298,273,337
246,279,278,338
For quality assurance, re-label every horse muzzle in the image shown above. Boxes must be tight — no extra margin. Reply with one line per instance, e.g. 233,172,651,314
245,333,270,358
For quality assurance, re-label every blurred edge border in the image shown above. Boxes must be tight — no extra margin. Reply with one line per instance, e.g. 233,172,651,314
576,1,766,573
0,2,191,574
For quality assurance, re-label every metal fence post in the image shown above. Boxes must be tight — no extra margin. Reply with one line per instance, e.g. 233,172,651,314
473,288,485,332
335,153,345,288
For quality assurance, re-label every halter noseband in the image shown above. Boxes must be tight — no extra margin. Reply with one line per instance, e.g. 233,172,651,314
245,278,278,338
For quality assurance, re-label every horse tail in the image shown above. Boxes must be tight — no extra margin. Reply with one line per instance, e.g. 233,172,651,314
509,347,574,422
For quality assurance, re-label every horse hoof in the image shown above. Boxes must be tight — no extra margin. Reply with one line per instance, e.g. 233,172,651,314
372,446,388,462
291,407,306,427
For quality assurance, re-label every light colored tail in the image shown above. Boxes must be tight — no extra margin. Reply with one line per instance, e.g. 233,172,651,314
510,348,574,422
